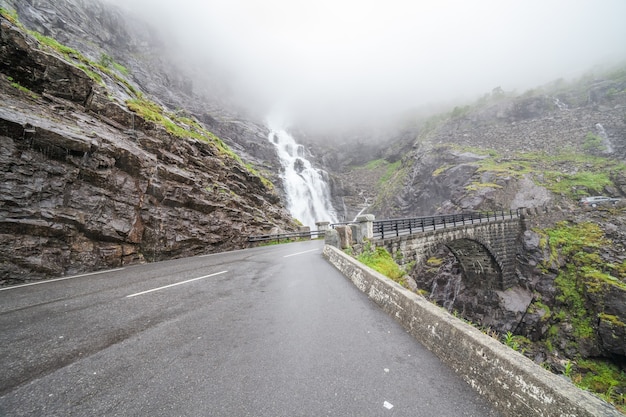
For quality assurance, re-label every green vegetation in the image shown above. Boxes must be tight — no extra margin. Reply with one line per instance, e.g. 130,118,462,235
6,76,38,99
502,331,531,353
380,161,402,184
573,359,626,412
30,31,80,57
353,158,408,215
583,132,607,152
529,299,552,322
126,98,274,189
465,181,502,191
0,7,18,24
451,146,625,200
356,159,402,187
356,243,408,287
538,221,626,411
3,7,273,192
432,164,453,177
127,98,233,156
98,53,129,76
426,256,443,267
598,313,626,328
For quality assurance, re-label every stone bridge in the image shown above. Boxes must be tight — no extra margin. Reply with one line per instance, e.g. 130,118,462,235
330,211,527,291
376,218,523,290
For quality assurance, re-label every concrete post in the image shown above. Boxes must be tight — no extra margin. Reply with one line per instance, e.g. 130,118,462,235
356,214,375,241
316,221,330,237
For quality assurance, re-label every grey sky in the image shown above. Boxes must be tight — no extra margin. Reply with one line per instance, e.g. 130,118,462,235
112,0,626,125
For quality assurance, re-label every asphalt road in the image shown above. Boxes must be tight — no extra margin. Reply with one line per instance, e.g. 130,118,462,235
0,240,501,416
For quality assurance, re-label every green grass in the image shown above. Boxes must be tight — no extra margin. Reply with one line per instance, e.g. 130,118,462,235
126,98,274,188
542,221,625,347
573,359,626,412
465,182,502,191
98,53,129,76
0,7,18,24
542,171,613,198
380,161,402,184
583,132,607,152
6,76,38,98
30,31,81,57
360,159,388,170
449,147,625,200
357,244,407,286
355,159,402,186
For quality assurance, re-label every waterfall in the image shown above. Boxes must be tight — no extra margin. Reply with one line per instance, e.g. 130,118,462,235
266,119,337,229
595,123,614,153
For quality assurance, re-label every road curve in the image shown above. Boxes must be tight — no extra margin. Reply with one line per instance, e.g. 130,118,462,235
0,240,501,416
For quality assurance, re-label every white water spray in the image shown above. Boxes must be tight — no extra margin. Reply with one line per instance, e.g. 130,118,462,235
266,119,337,229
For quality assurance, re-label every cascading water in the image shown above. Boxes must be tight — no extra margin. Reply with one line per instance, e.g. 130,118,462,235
266,120,337,229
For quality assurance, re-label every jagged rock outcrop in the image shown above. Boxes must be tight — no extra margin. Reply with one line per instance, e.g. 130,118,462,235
0,12,296,284
411,207,626,370
2,0,288,205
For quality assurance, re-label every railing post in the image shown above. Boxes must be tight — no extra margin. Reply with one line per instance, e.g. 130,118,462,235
316,221,330,238
356,214,375,242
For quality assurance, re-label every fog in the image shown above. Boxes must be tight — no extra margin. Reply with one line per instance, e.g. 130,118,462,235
111,0,626,127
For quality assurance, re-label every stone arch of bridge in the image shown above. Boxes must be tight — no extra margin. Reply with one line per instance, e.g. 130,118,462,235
443,238,504,290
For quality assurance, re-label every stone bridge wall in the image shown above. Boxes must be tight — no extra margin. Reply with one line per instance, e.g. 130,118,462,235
373,218,523,290
322,244,622,417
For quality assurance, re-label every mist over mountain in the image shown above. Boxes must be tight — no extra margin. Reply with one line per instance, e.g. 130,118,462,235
107,0,626,129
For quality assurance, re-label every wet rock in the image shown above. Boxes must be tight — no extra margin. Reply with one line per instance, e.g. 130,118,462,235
0,16,296,284
324,228,340,248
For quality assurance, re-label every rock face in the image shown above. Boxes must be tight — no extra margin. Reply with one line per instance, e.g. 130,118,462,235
2,0,288,205
0,13,296,284
410,207,626,369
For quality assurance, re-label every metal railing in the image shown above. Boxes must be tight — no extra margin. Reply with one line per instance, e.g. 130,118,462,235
249,209,520,243
372,209,519,239
248,230,326,244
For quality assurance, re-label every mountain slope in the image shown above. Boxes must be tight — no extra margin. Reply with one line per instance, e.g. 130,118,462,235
0,7,297,283
317,72,626,219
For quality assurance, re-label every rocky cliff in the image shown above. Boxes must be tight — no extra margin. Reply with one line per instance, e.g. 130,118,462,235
310,74,626,220
0,7,297,284
3,0,287,198
307,69,626,407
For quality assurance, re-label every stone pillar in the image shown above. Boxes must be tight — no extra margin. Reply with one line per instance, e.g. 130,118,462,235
325,228,340,248
356,214,375,241
335,225,353,249
316,221,330,237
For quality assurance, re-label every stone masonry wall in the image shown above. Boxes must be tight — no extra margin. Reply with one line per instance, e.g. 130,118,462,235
374,218,522,290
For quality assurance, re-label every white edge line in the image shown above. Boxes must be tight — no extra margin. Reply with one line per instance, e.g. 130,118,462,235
0,268,126,291
283,249,320,258
126,270,228,298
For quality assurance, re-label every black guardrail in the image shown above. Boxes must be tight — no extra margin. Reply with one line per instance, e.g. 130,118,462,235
371,209,519,239
249,209,520,243
248,230,326,244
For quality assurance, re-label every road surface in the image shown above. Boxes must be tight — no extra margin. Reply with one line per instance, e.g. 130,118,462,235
0,240,501,416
